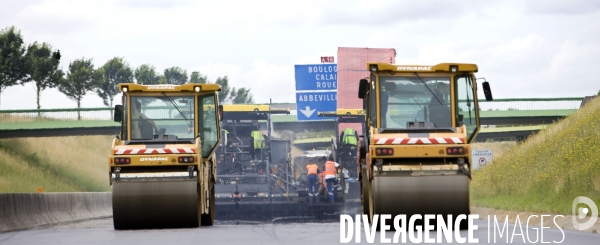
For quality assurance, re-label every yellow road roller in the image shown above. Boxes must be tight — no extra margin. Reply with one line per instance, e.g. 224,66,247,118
357,63,493,227
109,83,221,229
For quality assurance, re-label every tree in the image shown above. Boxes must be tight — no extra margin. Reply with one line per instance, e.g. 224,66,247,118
211,76,254,104
214,76,232,104
58,58,98,120
157,75,167,84
22,42,63,111
0,26,28,109
96,57,133,107
230,87,254,104
163,66,187,85
189,71,208,84
134,64,160,85
134,64,161,106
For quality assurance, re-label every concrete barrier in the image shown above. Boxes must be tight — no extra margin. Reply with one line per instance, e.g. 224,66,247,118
0,192,111,232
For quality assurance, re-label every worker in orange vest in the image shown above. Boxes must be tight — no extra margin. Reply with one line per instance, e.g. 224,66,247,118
306,162,319,204
324,155,340,203
318,166,327,202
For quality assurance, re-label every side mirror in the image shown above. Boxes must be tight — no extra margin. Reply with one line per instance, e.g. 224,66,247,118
358,79,368,99
482,82,493,101
114,105,123,122
457,114,464,126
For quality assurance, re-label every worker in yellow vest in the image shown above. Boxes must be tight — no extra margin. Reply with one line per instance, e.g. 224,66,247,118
306,162,319,204
324,155,339,203
251,128,266,160
340,128,358,146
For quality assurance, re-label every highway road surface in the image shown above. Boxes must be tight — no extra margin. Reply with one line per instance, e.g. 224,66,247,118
0,217,598,245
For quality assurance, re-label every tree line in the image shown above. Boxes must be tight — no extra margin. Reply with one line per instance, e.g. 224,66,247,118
0,26,254,110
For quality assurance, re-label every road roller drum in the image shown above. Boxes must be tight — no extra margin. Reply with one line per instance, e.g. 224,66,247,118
369,174,470,226
112,180,199,230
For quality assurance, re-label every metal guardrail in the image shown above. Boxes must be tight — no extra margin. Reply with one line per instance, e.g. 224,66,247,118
477,97,583,111
0,107,114,123
0,97,586,123
0,106,185,123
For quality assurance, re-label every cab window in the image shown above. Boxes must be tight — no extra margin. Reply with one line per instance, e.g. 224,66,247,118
199,94,219,157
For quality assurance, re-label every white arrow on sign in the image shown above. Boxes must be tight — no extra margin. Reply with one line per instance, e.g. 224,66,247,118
299,106,316,118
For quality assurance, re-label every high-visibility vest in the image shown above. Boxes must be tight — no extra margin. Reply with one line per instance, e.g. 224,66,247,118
251,130,266,149
324,161,336,175
341,128,357,145
306,164,318,175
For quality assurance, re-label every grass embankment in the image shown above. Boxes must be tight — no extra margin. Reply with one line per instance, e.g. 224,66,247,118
472,97,600,215
0,136,113,193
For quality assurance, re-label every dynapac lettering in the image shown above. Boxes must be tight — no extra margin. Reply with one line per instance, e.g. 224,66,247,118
396,66,432,71
147,85,176,90
140,157,169,161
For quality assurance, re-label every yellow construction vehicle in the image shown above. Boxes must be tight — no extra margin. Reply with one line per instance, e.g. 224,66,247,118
357,63,493,227
109,83,221,229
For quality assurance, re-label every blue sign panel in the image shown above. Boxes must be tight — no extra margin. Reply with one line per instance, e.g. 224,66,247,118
295,91,337,121
294,64,337,91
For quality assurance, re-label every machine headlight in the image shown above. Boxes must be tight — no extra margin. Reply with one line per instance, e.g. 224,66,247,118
375,148,394,156
370,64,378,72
446,147,467,155
114,157,131,164
450,65,458,73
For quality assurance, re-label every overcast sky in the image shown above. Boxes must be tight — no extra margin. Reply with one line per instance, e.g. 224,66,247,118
1,0,599,110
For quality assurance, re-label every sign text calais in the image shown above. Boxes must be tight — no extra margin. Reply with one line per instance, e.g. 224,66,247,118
294,64,337,91
294,64,337,121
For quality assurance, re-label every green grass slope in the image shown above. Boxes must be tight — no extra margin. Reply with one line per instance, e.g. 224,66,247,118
472,97,600,214
0,136,113,193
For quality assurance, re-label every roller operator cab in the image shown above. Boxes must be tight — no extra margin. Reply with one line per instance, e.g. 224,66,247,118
357,63,493,228
109,83,221,230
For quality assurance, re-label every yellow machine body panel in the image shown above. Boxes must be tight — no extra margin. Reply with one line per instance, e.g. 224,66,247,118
222,104,272,112
220,104,291,116
368,125,470,158
108,83,221,230
118,83,221,92
110,141,200,166
319,108,366,118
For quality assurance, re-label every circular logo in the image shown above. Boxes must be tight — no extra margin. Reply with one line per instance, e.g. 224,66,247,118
572,196,598,230
478,157,487,166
